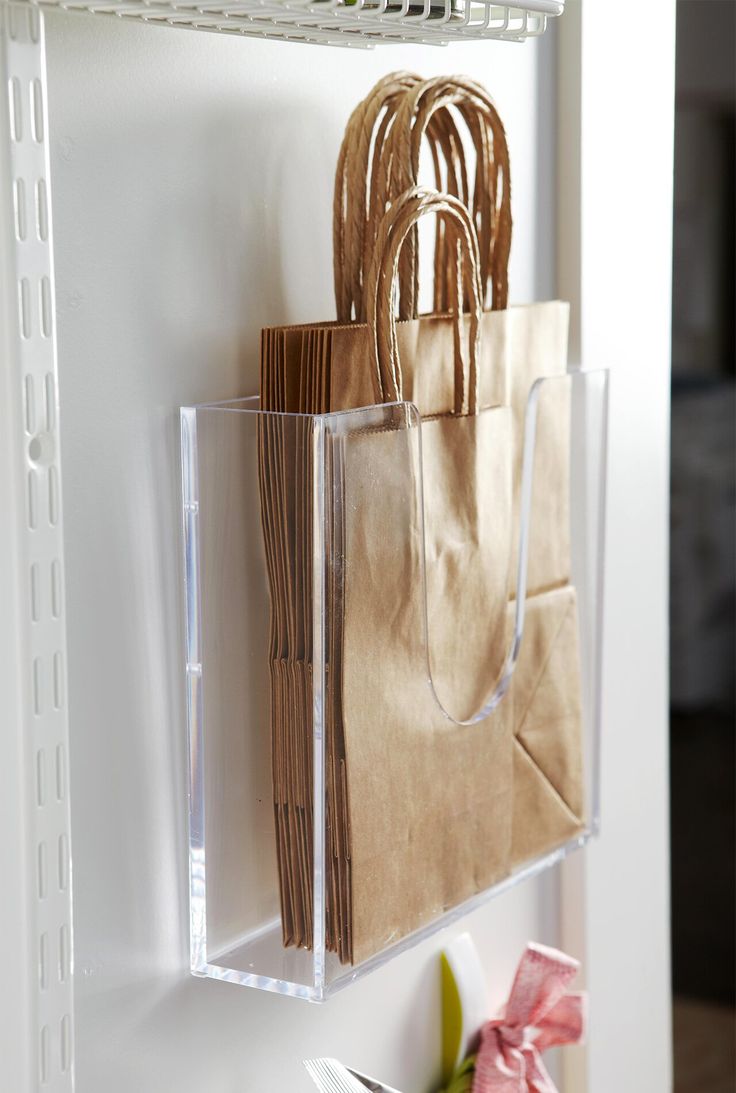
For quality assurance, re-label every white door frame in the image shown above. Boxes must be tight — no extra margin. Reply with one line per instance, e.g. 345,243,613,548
558,3,675,1090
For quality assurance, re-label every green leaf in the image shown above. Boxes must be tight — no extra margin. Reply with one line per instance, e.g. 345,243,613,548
441,952,465,1084
438,1054,476,1093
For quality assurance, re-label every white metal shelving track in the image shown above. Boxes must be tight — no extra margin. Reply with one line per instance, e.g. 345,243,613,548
1,4,74,1092
17,0,562,46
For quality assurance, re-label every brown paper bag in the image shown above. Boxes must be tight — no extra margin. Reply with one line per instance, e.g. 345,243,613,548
335,190,583,962
260,192,514,961
258,68,581,967
259,186,584,964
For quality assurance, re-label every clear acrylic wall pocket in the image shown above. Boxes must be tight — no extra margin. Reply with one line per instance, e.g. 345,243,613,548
180,367,608,1001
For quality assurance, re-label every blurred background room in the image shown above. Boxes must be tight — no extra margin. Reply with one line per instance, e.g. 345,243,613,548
669,2,735,1090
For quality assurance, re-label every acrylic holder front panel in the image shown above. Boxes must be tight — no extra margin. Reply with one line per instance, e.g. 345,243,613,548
180,368,608,1001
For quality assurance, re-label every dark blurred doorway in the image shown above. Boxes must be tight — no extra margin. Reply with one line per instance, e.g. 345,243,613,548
670,2,735,1091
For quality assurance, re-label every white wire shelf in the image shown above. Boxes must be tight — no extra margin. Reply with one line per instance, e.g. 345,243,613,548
15,0,564,47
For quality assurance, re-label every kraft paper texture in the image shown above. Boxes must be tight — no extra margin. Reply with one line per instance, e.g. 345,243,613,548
256,75,584,965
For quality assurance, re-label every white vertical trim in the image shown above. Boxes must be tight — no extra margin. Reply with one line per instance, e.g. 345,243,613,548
0,6,74,1091
557,2,675,1090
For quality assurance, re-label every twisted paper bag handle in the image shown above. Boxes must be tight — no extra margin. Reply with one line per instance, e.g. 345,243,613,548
386,75,511,318
364,186,483,416
335,73,511,323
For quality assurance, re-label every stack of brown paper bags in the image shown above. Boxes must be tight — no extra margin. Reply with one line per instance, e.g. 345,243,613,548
259,325,354,963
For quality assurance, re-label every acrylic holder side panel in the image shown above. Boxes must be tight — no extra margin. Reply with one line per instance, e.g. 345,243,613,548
180,370,609,1001
182,400,320,997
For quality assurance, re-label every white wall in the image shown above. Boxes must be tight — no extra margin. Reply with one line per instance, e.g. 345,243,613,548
47,14,564,1093
559,3,675,1090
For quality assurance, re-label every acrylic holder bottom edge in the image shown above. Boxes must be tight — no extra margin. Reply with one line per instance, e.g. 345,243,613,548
181,368,608,1001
